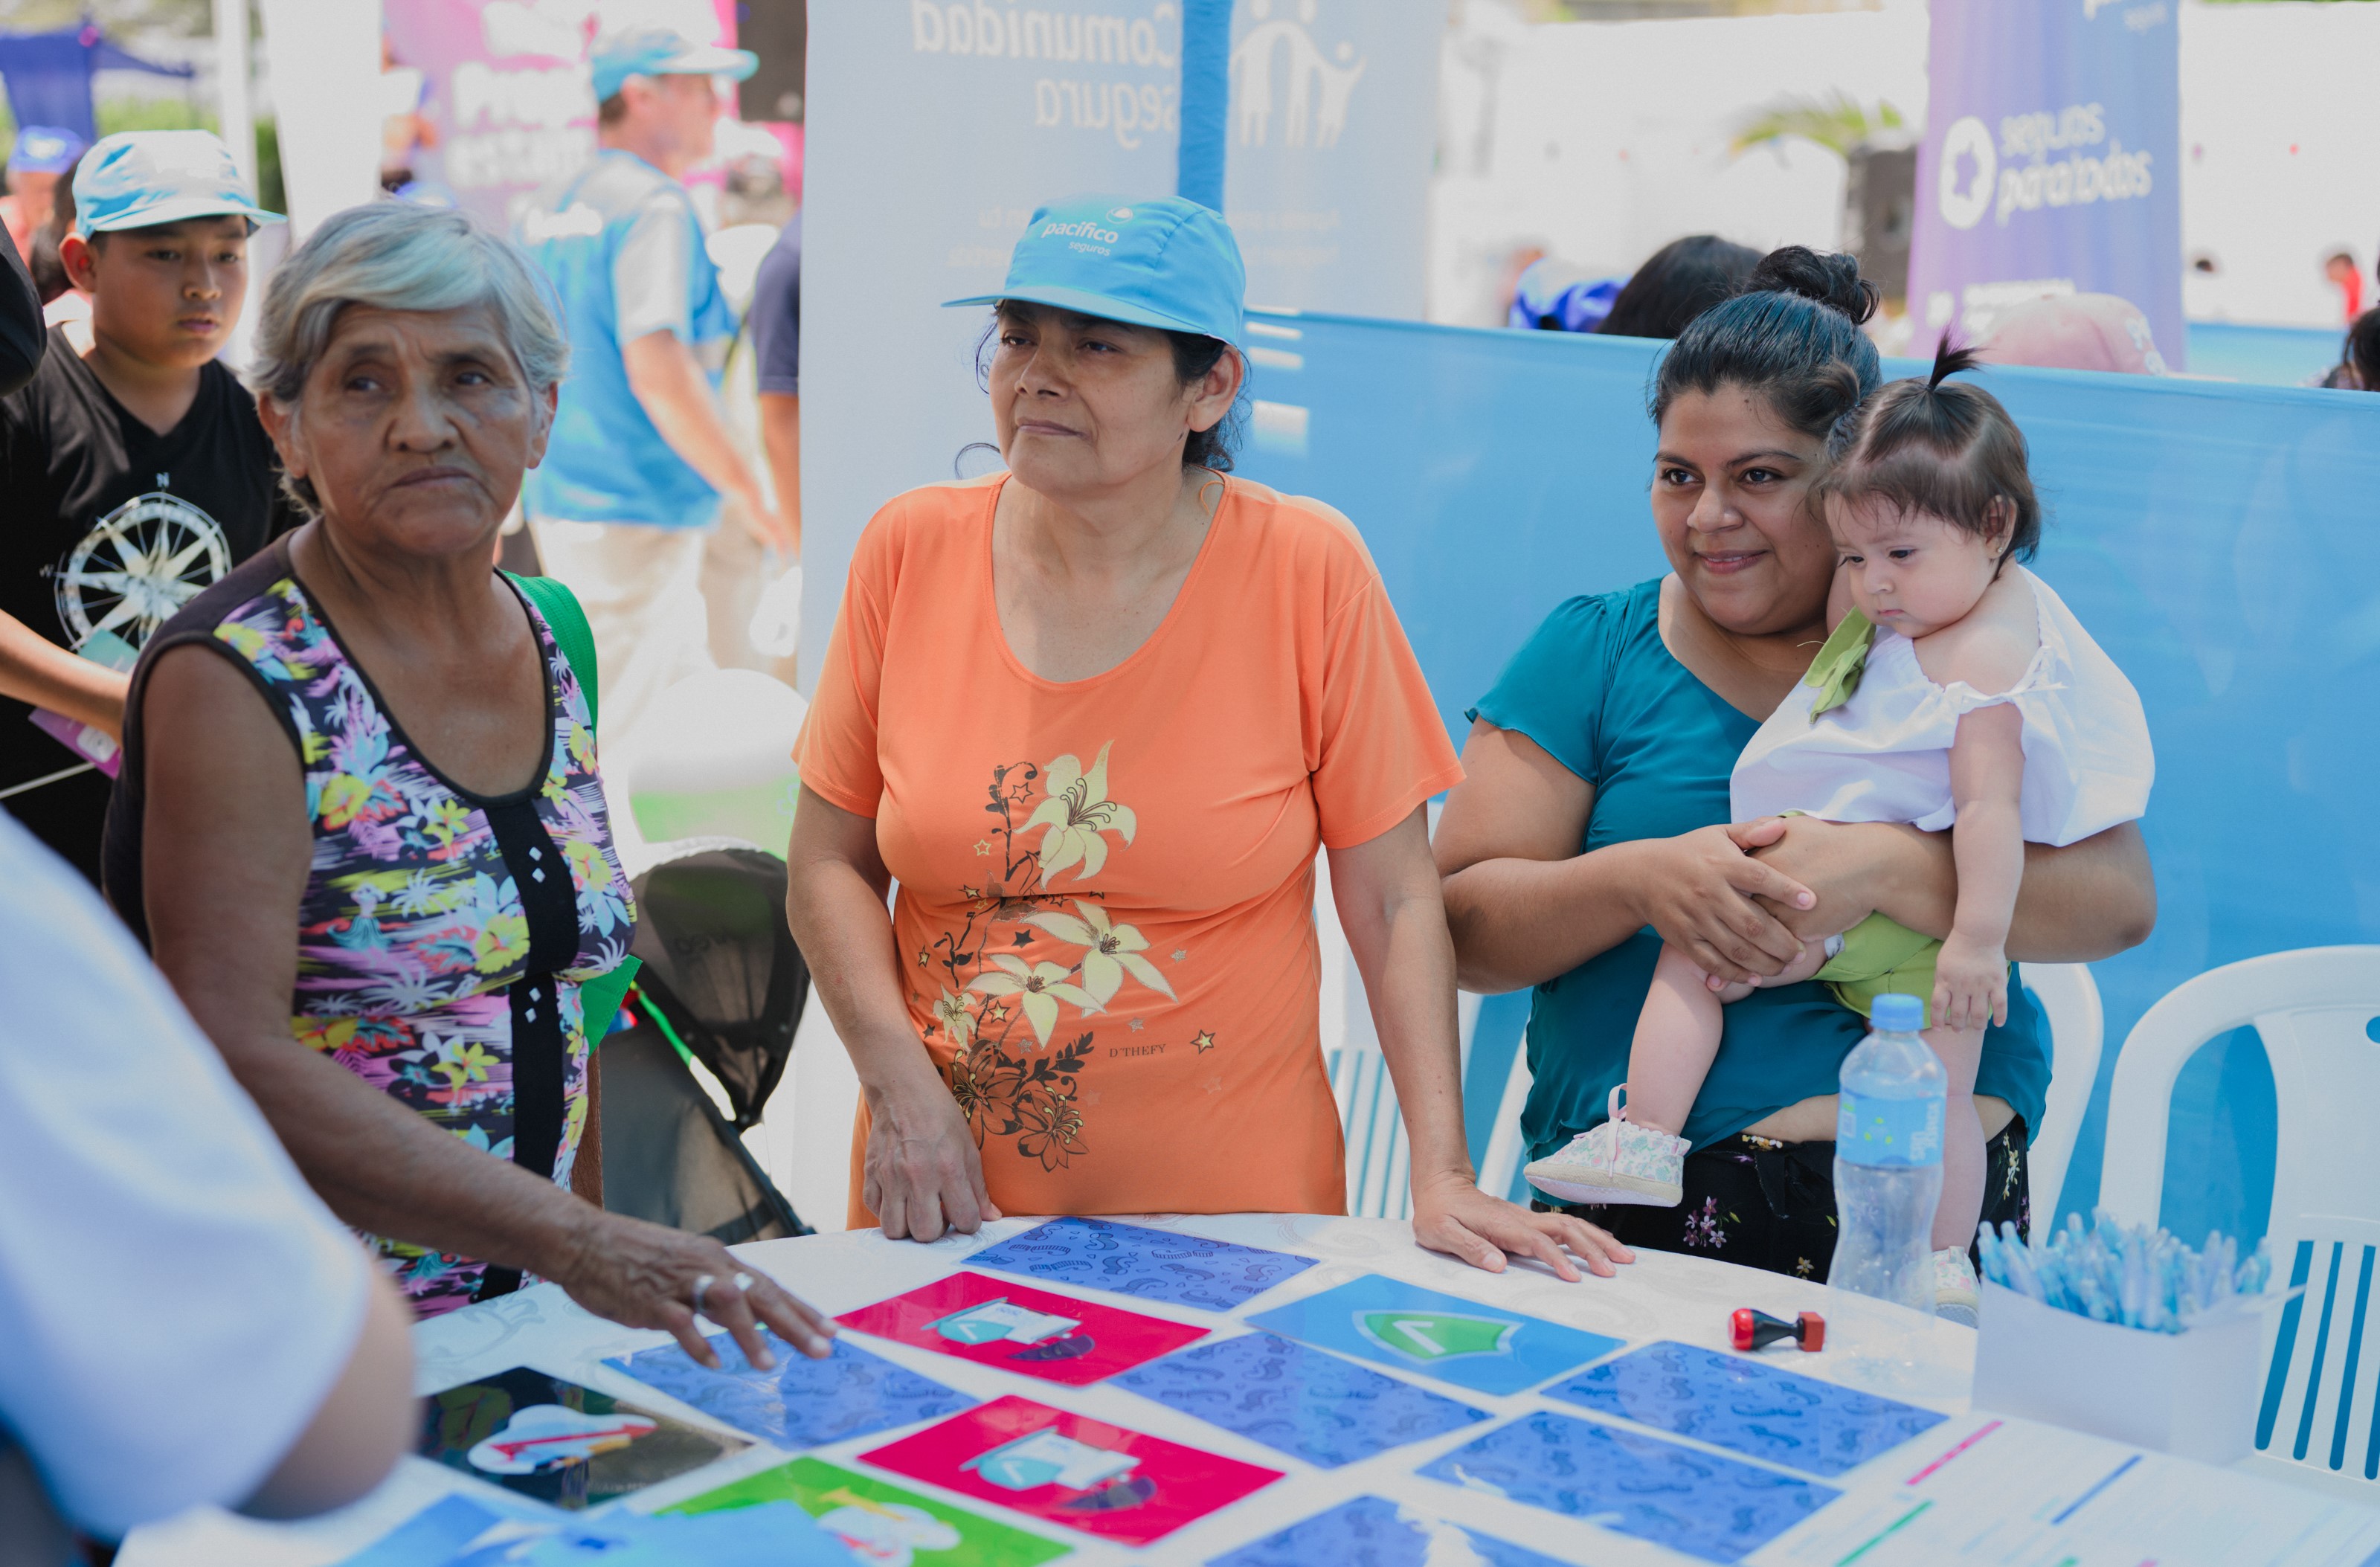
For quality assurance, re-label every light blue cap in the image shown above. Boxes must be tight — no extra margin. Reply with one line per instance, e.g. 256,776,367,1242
9,126,84,176
1871,994,1926,1032
73,130,280,234
945,195,1246,347
591,27,759,103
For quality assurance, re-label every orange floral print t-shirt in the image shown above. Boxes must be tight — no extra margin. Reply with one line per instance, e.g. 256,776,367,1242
795,472,1463,1224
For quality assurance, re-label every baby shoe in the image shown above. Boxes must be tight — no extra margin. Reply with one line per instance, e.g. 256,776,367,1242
1524,1086,1688,1206
1934,1247,1981,1327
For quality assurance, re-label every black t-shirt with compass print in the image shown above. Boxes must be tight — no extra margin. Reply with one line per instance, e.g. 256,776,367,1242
1,326,300,881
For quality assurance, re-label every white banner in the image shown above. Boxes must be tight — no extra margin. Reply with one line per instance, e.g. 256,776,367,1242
800,0,1441,683
797,0,1189,684
258,0,385,239
1224,0,1440,315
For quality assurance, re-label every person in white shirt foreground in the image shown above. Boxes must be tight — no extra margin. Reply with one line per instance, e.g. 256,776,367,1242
0,809,415,1565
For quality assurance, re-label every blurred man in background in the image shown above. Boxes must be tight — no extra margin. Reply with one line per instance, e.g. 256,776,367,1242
2326,249,2364,324
746,209,802,645
518,27,792,746
0,128,81,266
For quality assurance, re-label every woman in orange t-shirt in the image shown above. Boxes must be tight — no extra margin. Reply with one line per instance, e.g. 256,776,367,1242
787,196,1630,1281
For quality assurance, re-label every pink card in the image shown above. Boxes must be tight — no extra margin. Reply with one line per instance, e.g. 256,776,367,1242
859,1394,1282,1546
834,1271,1206,1386
28,708,122,779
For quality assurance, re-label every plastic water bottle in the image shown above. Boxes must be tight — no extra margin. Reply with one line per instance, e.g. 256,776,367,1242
1829,992,1944,1315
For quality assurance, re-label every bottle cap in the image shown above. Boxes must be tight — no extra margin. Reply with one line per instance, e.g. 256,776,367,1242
1871,993,1926,1032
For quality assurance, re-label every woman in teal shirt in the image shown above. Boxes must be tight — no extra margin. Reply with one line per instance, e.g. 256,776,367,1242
1435,248,2156,1281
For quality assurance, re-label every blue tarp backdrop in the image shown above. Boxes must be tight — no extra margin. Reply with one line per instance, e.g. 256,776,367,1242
1234,311,2380,1249
0,26,191,146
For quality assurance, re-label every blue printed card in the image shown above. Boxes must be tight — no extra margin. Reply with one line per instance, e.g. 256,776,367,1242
1244,1273,1624,1397
1112,1330,1488,1468
965,1216,1316,1310
1547,1339,1946,1477
1209,1495,1570,1567
337,1496,851,1567
1418,1410,1839,1565
605,1332,974,1449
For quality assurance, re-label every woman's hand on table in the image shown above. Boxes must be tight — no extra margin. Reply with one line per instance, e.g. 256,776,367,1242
552,1212,835,1371
1412,1171,1635,1282
863,1072,1004,1244
1627,820,1816,987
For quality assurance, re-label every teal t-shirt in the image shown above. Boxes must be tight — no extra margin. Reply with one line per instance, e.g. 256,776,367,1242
1470,578,2049,1159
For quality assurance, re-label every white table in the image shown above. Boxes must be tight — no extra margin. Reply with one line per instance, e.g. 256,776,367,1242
103,1213,2281,1566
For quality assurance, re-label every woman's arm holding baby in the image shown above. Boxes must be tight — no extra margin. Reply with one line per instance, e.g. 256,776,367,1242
1749,814,2154,964
1934,703,2026,1031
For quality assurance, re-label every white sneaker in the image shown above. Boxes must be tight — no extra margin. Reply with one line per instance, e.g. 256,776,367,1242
1524,1086,1688,1206
1934,1247,1981,1326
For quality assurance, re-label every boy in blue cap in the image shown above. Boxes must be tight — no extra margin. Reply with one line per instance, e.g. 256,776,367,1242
0,129,292,882
519,26,793,743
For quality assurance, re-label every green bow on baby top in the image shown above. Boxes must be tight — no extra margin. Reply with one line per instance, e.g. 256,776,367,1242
1806,608,1878,718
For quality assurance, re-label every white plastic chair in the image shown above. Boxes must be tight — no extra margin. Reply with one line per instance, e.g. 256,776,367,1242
1476,965,2103,1215
1313,849,1486,1221
2019,962,2105,1226
2099,947,2380,1498
1476,1044,1534,1204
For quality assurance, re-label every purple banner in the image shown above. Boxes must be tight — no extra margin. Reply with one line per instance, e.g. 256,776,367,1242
1908,0,2184,370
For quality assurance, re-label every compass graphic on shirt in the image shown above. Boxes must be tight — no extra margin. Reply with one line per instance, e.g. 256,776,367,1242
51,490,231,650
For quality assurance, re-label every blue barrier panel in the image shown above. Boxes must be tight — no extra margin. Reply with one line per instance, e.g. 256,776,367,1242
1238,309,2380,1247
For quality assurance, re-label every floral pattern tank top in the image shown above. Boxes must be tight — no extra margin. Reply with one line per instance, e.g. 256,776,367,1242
142,547,636,1315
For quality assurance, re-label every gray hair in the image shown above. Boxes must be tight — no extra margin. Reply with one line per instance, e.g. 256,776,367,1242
245,201,569,410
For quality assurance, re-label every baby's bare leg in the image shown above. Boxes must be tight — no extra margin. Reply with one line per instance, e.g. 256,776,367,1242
1627,945,1726,1136
1926,1023,1988,1253
1630,939,1834,1136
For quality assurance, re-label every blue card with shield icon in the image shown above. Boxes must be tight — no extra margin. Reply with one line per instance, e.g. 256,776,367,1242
1243,1274,1624,1397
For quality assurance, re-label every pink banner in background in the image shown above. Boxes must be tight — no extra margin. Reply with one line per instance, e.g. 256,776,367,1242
382,0,598,231
382,1,746,231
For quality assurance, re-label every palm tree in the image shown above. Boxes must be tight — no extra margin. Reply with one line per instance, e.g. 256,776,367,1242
1731,91,1907,158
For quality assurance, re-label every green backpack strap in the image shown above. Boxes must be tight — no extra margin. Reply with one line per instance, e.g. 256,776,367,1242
506,570,601,733
576,956,643,1046
504,570,640,1040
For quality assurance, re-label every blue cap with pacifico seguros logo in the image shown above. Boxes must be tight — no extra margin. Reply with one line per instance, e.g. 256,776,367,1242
944,196,1246,347
590,27,759,103
74,130,280,234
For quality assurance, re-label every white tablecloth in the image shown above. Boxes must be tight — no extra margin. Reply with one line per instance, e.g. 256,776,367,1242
97,1213,2140,1566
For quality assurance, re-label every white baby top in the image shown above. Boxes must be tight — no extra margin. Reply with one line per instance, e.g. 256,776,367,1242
1730,565,2153,847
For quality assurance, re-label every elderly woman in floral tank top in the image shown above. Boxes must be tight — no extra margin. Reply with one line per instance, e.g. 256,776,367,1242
106,204,831,1370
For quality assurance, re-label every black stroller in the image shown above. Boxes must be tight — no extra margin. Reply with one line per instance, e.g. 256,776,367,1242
600,843,811,1242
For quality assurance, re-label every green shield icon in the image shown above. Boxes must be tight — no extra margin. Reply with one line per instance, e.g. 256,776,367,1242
1354,1310,1517,1362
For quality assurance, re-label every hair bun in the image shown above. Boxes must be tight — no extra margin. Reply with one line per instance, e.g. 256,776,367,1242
1745,245,1879,327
